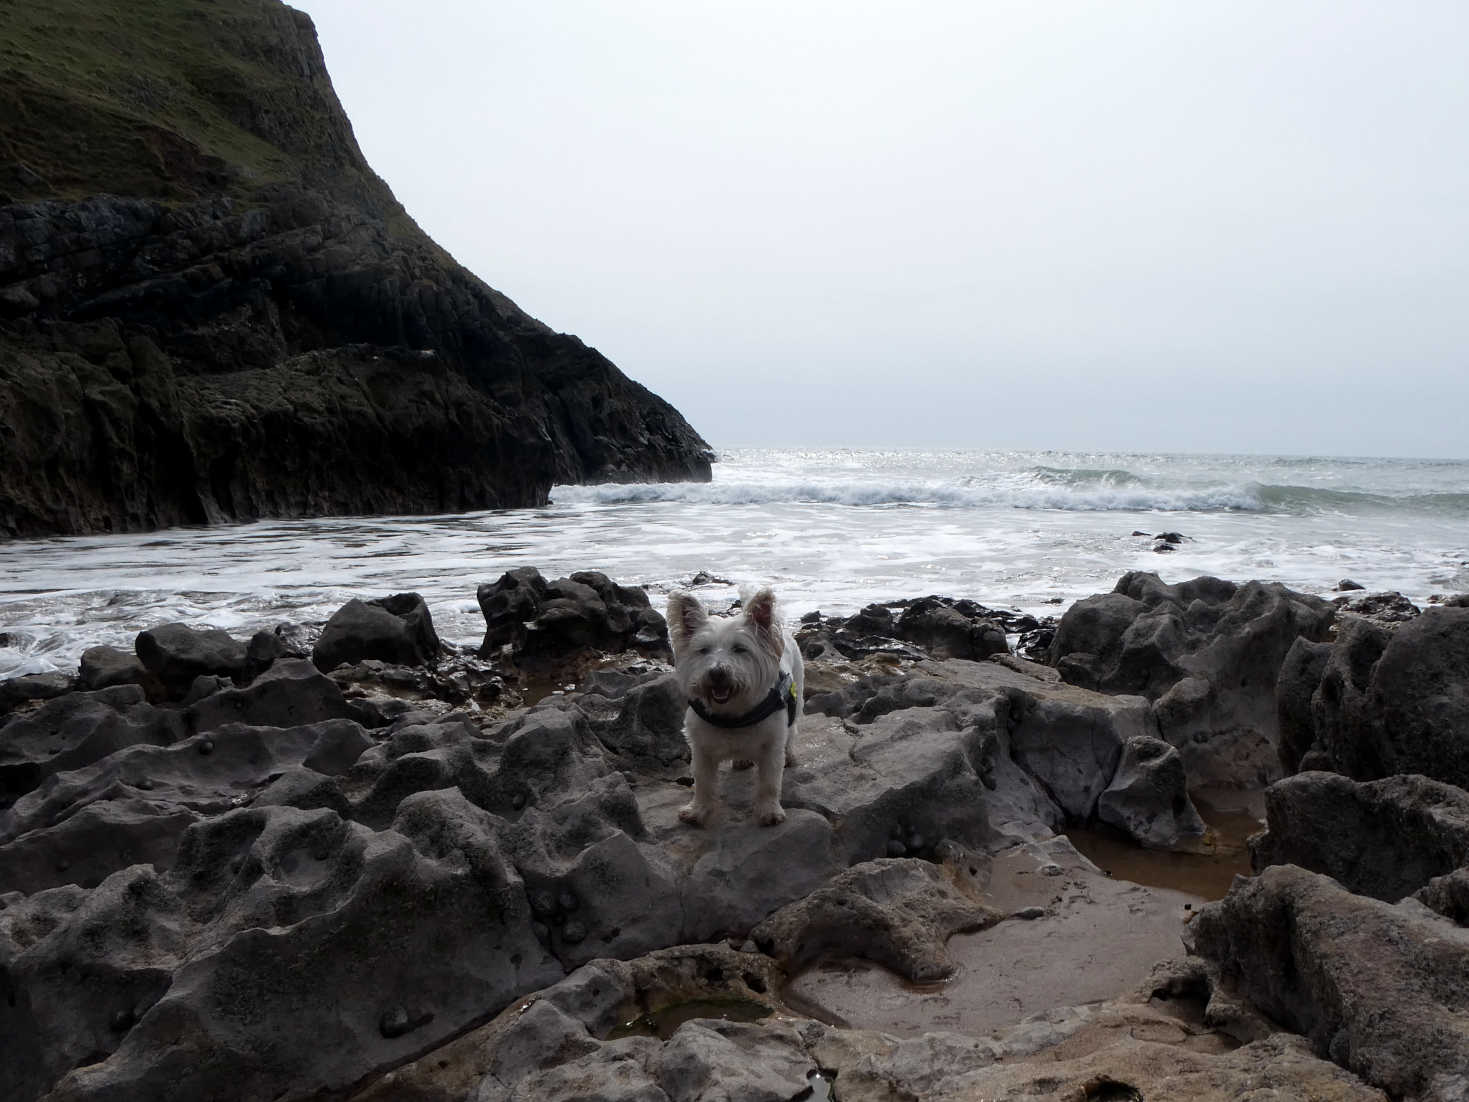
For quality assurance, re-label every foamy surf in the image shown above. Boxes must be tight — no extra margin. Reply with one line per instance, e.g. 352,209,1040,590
2,448,1466,677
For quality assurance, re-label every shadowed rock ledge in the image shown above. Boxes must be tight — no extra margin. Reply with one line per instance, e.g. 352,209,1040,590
0,0,712,538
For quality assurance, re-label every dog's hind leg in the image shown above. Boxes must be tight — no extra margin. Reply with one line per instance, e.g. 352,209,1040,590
784,721,799,767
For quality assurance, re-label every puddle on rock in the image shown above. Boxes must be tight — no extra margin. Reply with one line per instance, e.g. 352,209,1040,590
1064,791,1265,901
608,997,773,1041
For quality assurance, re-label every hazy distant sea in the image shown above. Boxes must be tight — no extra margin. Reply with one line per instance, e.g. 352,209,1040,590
3,449,1467,678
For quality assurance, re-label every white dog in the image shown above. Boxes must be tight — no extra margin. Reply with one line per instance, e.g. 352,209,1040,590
666,587,803,827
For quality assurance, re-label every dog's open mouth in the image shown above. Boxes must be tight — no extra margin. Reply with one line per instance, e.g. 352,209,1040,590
707,686,734,706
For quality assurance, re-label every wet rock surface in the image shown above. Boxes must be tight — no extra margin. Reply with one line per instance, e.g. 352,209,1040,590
3,570,1464,1100
1050,572,1336,787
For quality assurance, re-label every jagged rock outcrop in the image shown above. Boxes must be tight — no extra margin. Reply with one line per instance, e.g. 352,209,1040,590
0,1,710,538
312,592,441,672
476,567,671,665
1049,572,1336,787
1,582,1228,1100
1250,771,1469,903
1312,606,1469,787
1191,864,1469,1101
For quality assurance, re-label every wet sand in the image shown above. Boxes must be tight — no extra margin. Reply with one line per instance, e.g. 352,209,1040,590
785,837,1203,1038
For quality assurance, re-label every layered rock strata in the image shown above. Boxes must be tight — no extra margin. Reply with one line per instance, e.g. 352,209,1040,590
0,1,711,538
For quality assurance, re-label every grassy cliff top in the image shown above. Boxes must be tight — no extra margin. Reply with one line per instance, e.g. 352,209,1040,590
0,0,398,217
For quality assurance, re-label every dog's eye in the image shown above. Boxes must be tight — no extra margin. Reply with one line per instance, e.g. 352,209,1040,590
731,644,748,654
697,646,712,655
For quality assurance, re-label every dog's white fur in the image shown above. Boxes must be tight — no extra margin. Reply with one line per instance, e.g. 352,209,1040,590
667,587,803,827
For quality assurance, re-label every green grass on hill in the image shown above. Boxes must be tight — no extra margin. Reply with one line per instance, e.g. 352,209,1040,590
0,0,387,210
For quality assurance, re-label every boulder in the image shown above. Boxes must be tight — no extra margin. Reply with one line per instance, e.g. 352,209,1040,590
1096,735,1207,849
134,623,247,699
78,646,147,692
312,592,441,672
1313,606,1469,787
1250,772,1469,902
895,596,1010,660
1190,863,1469,1101
1003,682,1153,820
476,568,669,664
1049,573,1336,787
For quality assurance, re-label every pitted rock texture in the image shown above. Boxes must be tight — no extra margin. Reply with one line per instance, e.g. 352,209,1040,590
1311,606,1469,788
1250,771,1469,903
1049,572,1336,787
1191,863,1469,1101
0,1,710,539
1,609,1216,1101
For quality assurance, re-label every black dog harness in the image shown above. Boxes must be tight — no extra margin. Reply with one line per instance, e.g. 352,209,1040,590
689,671,798,729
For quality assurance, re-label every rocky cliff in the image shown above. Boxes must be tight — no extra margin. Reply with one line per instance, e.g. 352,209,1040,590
0,0,712,537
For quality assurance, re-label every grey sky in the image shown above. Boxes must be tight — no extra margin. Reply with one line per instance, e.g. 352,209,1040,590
293,1,1469,458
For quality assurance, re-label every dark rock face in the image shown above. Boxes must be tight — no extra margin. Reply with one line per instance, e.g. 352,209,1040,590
1251,771,1469,903
0,2,710,539
1312,607,1469,788
0,685,184,807
476,568,670,664
894,597,1010,661
78,646,147,692
1049,573,1336,787
312,592,441,672
134,623,247,699
1275,636,1333,774
1096,735,1206,849
1191,864,1469,1101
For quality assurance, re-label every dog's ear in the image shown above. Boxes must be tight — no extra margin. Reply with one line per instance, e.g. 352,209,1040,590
666,591,708,653
742,587,784,658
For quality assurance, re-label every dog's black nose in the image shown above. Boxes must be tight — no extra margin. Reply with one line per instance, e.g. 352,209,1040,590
707,666,733,687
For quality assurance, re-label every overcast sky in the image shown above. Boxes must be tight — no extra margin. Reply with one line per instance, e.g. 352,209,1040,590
293,1,1469,458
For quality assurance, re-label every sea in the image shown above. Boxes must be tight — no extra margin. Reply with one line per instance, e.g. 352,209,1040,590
2,449,1467,679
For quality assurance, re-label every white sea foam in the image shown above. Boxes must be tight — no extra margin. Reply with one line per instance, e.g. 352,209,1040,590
2,449,1466,677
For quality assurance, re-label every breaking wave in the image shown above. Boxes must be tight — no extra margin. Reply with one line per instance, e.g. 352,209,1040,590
551,477,1469,516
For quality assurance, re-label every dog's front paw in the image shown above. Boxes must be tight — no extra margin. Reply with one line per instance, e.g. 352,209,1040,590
678,803,710,827
754,803,787,827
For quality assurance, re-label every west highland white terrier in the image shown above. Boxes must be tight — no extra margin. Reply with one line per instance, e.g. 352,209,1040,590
667,587,803,827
